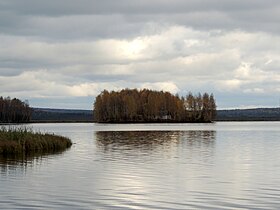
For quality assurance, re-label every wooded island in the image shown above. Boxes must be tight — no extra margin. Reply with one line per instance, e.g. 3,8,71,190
94,89,216,123
0,97,31,123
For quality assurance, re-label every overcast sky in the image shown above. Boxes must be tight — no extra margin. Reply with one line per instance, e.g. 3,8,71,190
0,0,279,109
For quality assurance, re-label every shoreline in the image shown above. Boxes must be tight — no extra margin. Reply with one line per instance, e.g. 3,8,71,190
0,127,72,157
1,119,280,125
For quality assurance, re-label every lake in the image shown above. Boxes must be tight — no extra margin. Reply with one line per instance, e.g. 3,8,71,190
1,122,280,209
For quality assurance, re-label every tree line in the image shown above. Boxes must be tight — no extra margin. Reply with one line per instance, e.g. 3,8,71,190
94,89,216,123
0,97,31,123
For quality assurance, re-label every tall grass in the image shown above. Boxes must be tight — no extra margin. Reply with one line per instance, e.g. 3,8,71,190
0,126,72,156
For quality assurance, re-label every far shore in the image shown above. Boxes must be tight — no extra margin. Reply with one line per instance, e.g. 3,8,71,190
1,119,280,125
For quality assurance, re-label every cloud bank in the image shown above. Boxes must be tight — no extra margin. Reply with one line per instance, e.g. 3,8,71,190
0,0,279,109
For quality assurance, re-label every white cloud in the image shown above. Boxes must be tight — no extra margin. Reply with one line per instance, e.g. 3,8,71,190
216,79,243,91
0,20,279,108
140,82,179,94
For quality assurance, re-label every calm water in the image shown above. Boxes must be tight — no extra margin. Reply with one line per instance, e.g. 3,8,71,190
1,122,280,209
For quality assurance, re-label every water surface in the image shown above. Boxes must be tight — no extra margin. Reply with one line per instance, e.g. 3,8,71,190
1,122,280,209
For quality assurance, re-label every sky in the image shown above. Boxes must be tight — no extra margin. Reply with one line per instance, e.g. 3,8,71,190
0,0,279,109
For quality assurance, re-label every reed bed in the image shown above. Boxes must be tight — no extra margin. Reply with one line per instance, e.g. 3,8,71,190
0,126,72,156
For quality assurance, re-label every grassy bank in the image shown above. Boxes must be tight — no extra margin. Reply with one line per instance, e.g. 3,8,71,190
0,127,72,156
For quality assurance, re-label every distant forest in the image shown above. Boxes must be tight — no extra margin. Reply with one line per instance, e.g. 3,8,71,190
94,89,216,123
0,97,31,123
31,108,93,122
217,108,280,121
29,107,280,123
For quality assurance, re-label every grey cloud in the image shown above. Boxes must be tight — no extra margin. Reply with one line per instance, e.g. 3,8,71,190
0,0,279,40
2,0,277,16
0,14,142,42
0,1,279,109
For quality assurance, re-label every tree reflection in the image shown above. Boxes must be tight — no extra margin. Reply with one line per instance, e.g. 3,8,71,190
96,131,179,149
183,130,216,147
0,151,66,176
95,130,216,153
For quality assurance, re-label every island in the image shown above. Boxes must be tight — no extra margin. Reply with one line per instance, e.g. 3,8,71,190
93,89,216,123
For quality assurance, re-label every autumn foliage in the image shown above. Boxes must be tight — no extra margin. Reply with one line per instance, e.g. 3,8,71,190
94,89,216,123
0,97,31,123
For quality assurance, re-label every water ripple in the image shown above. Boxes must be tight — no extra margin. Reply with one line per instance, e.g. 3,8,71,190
0,123,280,209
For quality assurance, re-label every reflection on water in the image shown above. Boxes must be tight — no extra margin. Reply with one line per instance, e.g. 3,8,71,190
95,130,216,167
1,123,280,210
93,130,218,209
96,130,216,150
0,151,66,176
